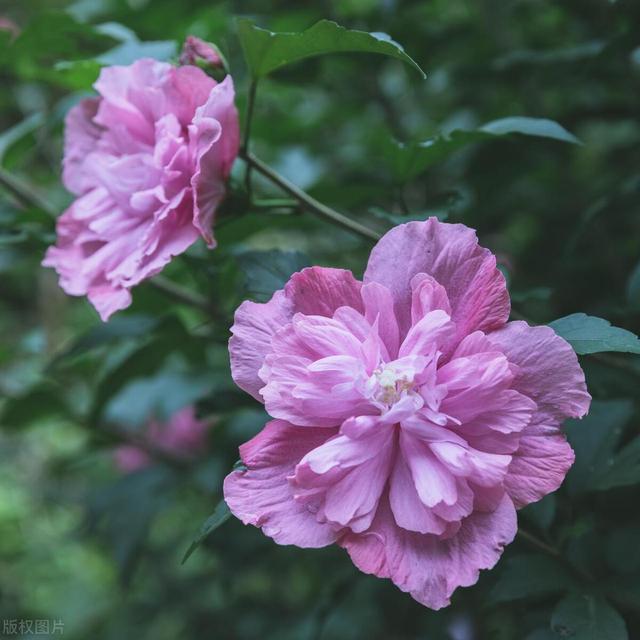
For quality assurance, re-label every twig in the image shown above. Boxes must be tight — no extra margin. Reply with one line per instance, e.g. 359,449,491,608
149,276,222,319
518,527,594,583
242,79,258,200
241,151,381,242
0,166,57,217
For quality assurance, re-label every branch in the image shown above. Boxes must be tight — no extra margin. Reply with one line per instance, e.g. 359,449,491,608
0,166,57,217
149,276,223,320
241,151,381,242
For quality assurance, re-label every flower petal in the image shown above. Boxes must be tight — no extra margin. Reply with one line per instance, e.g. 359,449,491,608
364,218,509,341
341,493,517,609
224,419,340,547
486,321,591,506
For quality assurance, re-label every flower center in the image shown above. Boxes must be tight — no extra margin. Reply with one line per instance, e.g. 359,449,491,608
369,363,417,407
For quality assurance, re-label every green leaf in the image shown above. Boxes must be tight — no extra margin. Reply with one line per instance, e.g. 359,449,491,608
49,315,163,368
237,19,425,79
549,313,640,355
551,594,628,640
596,436,640,490
235,249,310,302
488,553,576,604
387,117,579,181
626,259,640,308
181,499,231,565
605,526,640,574
565,400,633,494
521,493,556,531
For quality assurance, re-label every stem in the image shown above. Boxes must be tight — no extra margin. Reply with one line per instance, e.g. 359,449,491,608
149,276,221,319
241,151,381,242
518,527,595,583
242,80,258,200
0,166,57,217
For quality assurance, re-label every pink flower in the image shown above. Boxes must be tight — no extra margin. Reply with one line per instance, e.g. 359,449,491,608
114,406,210,473
43,58,239,321
0,17,19,39
224,218,590,609
179,36,224,69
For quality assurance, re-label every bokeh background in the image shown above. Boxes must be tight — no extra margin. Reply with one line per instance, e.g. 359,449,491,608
1,1,639,638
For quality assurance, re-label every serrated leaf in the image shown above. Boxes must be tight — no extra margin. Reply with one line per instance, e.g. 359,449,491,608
488,553,576,604
181,499,231,564
549,313,640,355
237,19,425,79
551,594,628,640
236,249,310,302
387,117,579,181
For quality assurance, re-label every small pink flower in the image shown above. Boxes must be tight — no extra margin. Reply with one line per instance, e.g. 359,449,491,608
179,36,224,69
43,58,239,320
224,218,590,609
0,17,19,39
114,406,210,473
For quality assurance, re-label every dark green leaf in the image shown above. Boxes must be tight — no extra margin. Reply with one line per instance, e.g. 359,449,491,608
596,437,640,490
605,526,640,574
551,594,628,640
626,259,640,308
49,315,163,368
237,19,425,79
521,493,556,531
549,313,640,355
236,249,310,302
387,117,579,182
488,553,576,604
181,499,231,564
565,399,633,493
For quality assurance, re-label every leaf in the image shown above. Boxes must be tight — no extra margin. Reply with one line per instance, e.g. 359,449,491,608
49,314,163,368
596,437,640,490
565,399,633,494
181,499,231,565
551,594,628,640
549,313,640,355
237,19,425,79
521,493,556,531
488,553,576,604
605,526,640,574
387,117,580,182
235,249,310,302
626,259,640,308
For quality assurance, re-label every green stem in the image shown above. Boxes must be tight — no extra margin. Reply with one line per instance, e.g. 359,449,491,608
242,79,259,200
149,276,222,319
0,166,57,217
241,151,381,242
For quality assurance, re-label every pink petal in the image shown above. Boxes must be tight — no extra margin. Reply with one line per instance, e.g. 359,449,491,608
63,98,102,195
223,420,340,547
364,218,509,341
229,290,294,401
361,282,400,359
190,75,239,245
341,493,517,609
284,267,363,317
229,267,364,403
486,321,591,507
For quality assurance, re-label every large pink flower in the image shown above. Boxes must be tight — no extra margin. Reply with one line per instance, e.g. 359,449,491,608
224,218,591,609
43,58,239,320
114,406,210,473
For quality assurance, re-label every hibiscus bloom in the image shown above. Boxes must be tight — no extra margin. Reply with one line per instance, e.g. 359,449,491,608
224,218,590,609
43,58,239,320
114,406,210,473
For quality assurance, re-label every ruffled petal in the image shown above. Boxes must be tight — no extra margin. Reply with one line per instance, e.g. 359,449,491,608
341,493,517,609
486,321,591,507
364,218,510,341
229,290,294,401
224,420,340,547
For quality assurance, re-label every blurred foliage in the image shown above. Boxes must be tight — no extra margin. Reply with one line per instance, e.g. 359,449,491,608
0,0,640,638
